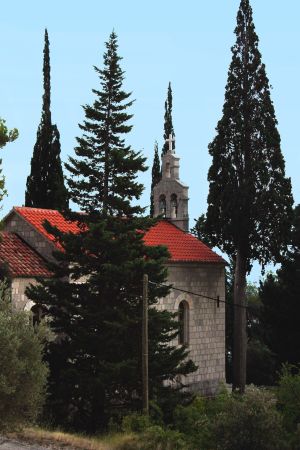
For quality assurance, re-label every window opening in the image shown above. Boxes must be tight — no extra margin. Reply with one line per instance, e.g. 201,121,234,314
178,300,189,345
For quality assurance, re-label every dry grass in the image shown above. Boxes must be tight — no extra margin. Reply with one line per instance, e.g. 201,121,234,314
7,427,138,450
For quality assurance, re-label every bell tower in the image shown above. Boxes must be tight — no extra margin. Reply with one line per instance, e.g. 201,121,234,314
153,135,189,232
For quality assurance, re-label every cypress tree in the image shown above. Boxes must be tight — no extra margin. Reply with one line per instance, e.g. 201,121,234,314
150,141,161,217
205,0,293,392
161,82,175,156
260,205,300,368
25,29,68,210
27,32,195,432
190,214,213,247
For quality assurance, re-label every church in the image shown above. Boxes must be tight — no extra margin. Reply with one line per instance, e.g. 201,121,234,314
0,137,226,395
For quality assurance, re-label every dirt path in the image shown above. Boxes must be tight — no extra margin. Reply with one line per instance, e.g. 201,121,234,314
0,436,61,450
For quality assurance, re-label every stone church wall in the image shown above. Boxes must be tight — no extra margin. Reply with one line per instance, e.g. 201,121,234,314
4,211,56,261
11,277,38,311
156,262,225,395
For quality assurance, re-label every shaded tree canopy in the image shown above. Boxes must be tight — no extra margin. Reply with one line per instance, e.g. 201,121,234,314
150,141,161,217
27,32,195,433
25,29,68,210
260,204,300,368
206,0,293,266
205,0,293,392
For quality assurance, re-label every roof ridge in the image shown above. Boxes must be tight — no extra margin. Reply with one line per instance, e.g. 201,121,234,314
15,206,61,213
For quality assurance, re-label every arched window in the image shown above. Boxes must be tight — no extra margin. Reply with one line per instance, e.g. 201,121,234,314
178,300,189,345
170,194,178,218
159,195,166,217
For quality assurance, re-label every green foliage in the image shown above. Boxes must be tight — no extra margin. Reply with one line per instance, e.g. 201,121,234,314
0,280,48,431
0,117,18,204
205,0,293,391
190,214,213,247
260,205,300,368
170,386,289,450
138,426,187,450
150,141,161,217
172,388,231,449
206,0,293,267
25,29,68,210
173,396,211,448
27,32,196,433
161,82,175,156
65,30,144,217
276,365,300,434
246,339,276,385
122,413,152,433
210,387,285,450
0,118,18,149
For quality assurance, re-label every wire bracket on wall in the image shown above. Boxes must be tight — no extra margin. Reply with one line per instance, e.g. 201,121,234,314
148,280,248,310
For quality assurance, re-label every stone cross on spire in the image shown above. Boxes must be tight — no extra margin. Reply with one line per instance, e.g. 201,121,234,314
165,133,175,153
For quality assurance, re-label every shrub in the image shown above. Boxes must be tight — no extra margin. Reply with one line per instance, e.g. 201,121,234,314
0,281,48,431
139,426,187,450
173,396,211,448
211,386,285,450
122,413,152,433
277,364,300,432
172,387,231,449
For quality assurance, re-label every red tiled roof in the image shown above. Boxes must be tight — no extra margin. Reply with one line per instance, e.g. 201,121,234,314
144,220,224,263
14,207,81,245
0,232,52,277
11,207,224,264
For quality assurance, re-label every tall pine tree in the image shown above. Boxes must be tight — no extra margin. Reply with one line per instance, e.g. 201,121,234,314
27,32,195,432
25,29,68,210
205,0,293,392
150,141,161,217
161,82,175,156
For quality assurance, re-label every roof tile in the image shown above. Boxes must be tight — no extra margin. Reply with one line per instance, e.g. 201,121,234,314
0,232,52,277
13,207,224,264
143,220,224,263
15,207,80,245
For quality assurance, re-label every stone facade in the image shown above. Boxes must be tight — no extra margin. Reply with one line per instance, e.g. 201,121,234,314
3,154,226,395
4,211,56,261
153,138,189,232
156,262,225,394
152,138,225,394
11,277,37,311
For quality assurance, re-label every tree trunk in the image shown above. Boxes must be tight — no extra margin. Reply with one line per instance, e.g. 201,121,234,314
232,247,247,392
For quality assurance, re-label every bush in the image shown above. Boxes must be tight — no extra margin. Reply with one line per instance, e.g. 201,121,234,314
173,396,211,448
211,386,285,450
122,413,152,433
0,281,48,431
277,364,300,432
172,387,230,449
138,426,187,450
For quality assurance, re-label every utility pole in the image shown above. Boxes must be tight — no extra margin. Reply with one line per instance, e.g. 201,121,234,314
142,274,149,415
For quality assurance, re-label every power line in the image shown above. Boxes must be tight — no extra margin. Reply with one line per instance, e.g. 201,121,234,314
148,280,249,310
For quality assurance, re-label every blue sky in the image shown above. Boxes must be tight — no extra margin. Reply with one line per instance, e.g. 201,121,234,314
1,0,299,282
